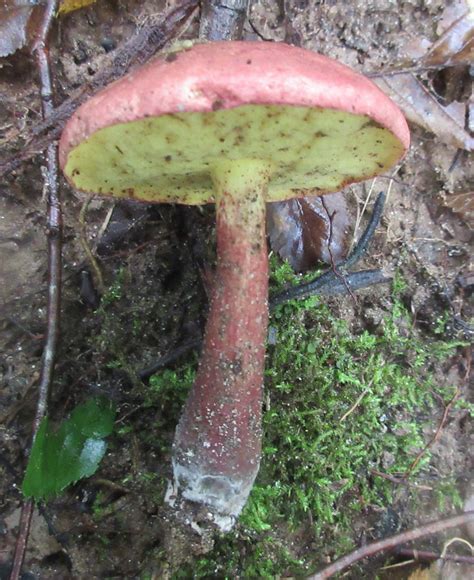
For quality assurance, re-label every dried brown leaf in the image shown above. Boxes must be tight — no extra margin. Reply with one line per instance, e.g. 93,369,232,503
0,3,33,57
375,74,474,151
374,2,473,79
267,192,350,273
442,192,474,227
423,3,474,66
407,568,432,580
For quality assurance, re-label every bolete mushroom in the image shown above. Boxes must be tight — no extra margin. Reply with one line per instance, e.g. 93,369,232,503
59,41,409,530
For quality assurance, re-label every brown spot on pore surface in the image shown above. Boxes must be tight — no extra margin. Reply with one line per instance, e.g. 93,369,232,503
360,119,384,131
246,59,252,64
212,99,224,111
164,52,178,63
165,155,172,162
314,131,327,138
71,169,80,176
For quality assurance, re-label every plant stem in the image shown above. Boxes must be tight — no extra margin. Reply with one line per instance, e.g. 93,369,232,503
10,2,61,579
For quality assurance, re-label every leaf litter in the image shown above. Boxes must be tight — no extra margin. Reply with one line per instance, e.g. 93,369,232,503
374,0,474,151
267,192,350,272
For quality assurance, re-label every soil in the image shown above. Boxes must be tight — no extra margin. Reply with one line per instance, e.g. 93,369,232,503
0,1,472,578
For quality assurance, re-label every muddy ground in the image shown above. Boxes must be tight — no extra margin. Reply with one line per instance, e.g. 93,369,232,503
0,0,473,578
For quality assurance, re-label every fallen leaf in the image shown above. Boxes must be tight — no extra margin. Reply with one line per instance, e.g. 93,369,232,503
375,74,474,151
423,2,474,66
442,192,474,227
267,192,350,272
408,568,431,580
22,397,115,500
58,0,97,15
372,2,473,148
0,2,34,57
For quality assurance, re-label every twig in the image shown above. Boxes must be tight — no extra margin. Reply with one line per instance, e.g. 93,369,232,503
270,191,387,306
402,385,460,479
351,179,376,254
321,196,357,302
340,387,370,422
139,338,202,381
397,547,474,565
79,198,104,293
312,269,390,296
199,0,249,41
308,511,474,579
0,0,199,179
344,190,386,270
9,2,61,579
370,469,433,491
441,536,474,558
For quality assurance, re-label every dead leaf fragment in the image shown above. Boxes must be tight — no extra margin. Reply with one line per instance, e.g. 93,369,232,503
442,192,474,227
375,74,474,151
58,0,97,15
424,3,474,66
267,192,350,272
408,568,431,580
0,3,33,57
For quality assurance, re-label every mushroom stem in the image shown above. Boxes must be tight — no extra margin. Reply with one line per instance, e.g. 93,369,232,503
172,159,272,530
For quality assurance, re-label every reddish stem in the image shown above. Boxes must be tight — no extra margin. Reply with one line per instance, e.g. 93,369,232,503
173,163,269,529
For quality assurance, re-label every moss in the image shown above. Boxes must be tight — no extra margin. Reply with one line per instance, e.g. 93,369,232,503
106,256,467,576
173,262,467,577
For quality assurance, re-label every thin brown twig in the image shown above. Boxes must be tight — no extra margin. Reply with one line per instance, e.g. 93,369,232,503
321,196,357,302
79,198,104,292
308,511,474,579
0,0,199,179
397,547,474,565
340,382,372,422
370,469,433,491
9,2,61,579
403,385,460,479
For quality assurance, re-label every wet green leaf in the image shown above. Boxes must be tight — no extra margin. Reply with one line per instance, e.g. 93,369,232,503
22,398,115,500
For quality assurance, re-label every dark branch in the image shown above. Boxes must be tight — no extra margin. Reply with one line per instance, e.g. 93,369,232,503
270,191,387,306
199,0,249,41
309,511,474,579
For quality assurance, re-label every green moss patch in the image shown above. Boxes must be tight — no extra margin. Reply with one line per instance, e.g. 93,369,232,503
172,264,466,577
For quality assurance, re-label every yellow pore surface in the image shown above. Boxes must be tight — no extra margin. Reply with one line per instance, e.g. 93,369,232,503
64,104,405,204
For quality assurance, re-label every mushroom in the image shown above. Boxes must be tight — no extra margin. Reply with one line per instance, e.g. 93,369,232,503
59,41,410,530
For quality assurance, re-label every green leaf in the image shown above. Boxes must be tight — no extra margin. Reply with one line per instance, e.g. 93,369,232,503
22,398,115,500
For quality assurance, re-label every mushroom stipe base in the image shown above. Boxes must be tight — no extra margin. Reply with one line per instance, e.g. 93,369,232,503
63,104,405,205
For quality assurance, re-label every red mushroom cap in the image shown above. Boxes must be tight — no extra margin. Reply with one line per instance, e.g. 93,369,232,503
59,41,409,205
